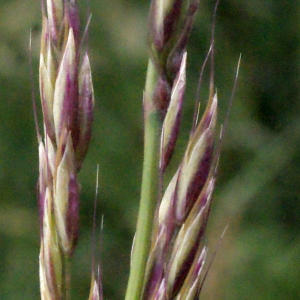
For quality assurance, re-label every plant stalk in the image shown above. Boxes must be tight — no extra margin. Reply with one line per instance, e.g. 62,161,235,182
125,60,162,300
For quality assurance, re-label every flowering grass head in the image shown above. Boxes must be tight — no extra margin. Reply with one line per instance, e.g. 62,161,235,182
38,0,94,298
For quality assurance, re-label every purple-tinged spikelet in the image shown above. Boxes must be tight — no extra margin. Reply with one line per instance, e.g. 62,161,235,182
76,53,94,169
167,178,215,296
52,29,77,142
149,0,183,52
161,52,186,171
175,93,217,222
54,132,79,255
40,189,63,299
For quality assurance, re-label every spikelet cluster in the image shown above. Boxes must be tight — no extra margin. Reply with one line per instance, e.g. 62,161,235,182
38,0,94,298
147,0,201,171
144,92,217,299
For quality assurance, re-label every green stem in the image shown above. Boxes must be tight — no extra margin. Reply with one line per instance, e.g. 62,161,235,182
64,256,71,300
60,251,71,300
125,60,161,300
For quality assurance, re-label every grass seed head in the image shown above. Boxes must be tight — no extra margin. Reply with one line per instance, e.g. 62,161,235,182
38,0,94,297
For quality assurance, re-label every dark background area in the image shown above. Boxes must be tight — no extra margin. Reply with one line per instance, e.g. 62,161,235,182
0,0,299,299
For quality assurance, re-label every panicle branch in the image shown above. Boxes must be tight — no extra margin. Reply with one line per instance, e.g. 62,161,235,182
38,0,94,298
126,0,216,299
139,1,222,299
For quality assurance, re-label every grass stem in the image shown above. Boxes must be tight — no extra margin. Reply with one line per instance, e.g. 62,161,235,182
125,60,162,300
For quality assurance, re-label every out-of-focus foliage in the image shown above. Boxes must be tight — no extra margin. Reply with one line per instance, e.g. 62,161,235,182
0,0,299,299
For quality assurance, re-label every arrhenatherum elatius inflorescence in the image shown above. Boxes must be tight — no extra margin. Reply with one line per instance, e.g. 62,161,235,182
38,0,94,299
36,0,224,299
125,0,219,299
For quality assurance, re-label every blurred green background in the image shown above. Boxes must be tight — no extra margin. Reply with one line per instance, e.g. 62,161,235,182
0,0,300,299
